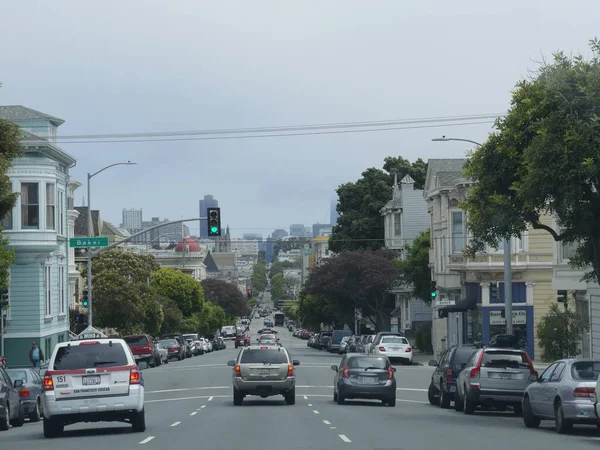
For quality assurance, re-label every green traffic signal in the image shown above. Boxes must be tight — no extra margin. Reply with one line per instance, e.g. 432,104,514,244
82,300,89,307
210,226,218,233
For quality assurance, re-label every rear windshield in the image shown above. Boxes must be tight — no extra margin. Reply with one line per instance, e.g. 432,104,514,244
332,331,352,343
183,334,197,340
482,350,529,369
6,369,29,382
240,349,288,364
454,347,477,366
571,361,600,380
348,357,389,369
52,343,129,370
381,336,408,345
161,339,178,346
123,335,149,346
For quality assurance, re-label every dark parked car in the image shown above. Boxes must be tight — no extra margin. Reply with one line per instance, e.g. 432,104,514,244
5,368,43,422
0,366,25,430
160,338,185,361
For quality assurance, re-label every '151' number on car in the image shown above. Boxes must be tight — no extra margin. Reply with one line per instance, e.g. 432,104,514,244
55,375,66,383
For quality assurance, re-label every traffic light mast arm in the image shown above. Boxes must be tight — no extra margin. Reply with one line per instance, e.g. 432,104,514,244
91,217,207,257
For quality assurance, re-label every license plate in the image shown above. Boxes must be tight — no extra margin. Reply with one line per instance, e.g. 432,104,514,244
82,376,101,386
390,347,400,351
259,369,270,375
359,377,376,384
500,374,513,380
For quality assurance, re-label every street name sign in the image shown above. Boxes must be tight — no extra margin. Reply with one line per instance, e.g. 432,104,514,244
70,237,109,248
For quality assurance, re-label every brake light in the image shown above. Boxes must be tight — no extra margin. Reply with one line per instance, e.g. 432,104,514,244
342,365,349,379
80,341,100,345
43,374,54,391
168,347,177,351
469,367,480,379
234,365,242,377
287,365,294,377
445,367,453,382
405,347,412,353
130,368,141,385
260,346,268,349
378,346,386,352
19,387,30,398
387,366,394,380
573,387,595,398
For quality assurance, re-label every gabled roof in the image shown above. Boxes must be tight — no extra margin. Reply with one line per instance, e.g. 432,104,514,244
0,105,65,126
74,207,101,236
203,252,220,273
424,158,469,193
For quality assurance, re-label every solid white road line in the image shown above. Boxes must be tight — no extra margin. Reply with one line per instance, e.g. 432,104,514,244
139,436,155,444
323,420,331,425
190,411,197,416
170,421,181,427
313,410,320,414
339,435,352,443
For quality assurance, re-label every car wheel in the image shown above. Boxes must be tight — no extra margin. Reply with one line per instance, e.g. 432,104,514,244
454,389,464,412
333,390,338,402
336,392,345,405
463,389,475,415
233,389,244,406
285,388,296,405
439,384,451,409
10,403,25,427
522,396,540,428
386,396,396,407
427,383,439,406
29,398,41,422
43,417,64,438
131,409,146,432
554,401,573,434
0,401,9,431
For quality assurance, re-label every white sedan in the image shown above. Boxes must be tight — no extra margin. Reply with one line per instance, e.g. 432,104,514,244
371,336,413,365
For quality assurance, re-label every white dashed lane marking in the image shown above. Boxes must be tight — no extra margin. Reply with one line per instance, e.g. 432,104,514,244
339,435,352,443
313,410,320,415
200,405,206,408
208,396,213,401
190,411,197,416
323,420,331,425
139,436,155,444
303,395,308,400
170,421,181,427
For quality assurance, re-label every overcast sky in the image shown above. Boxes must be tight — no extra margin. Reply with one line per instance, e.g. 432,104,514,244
1,0,598,238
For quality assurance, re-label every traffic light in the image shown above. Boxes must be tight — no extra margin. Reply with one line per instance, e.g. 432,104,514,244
207,207,221,237
247,289,253,299
82,290,89,308
490,282,499,300
437,309,448,319
430,281,437,299
0,290,8,310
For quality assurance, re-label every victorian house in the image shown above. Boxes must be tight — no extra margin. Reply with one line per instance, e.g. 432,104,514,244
380,173,431,336
0,106,78,366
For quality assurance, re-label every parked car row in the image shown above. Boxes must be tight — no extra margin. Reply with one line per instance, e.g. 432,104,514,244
427,340,600,434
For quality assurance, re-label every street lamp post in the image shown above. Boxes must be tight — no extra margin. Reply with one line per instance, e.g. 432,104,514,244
431,137,513,335
86,162,137,328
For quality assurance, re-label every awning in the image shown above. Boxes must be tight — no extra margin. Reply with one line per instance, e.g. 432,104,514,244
440,296,477,313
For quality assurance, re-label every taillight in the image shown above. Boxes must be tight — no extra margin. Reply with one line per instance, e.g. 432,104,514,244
342,365,349,379
169,347,177,351
19,387,30,398
573,387,595,398
130,368,141,385
43,374,54,391
387,366,394,380
469,367,480,379
234,365,242,377
378,346,386,352
287,365,294,377
445,367,453,382
80,341,100,345
405,347,412,353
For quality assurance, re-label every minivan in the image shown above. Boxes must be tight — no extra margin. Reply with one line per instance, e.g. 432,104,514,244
328,330,353,353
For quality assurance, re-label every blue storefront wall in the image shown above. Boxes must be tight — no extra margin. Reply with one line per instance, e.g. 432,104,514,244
482,305,534,360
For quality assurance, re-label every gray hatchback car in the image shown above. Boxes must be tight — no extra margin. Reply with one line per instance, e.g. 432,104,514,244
228,347,300,405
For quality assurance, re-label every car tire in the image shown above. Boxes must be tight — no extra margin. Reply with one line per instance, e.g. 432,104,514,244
285,388,296,405
554,401,573,434
0,401,9,431
463,390,475,415
522,396,540,428
439,384,451,409
427,383,439,406
333,390,338,402
29,398,41,422
233,389,244,406
10,403,24,427
131,409,146,432
43,417,64,438
385,396,396,407
336,392,345,405
454,390,464,412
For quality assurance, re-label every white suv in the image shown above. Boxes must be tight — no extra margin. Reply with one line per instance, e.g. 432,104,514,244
42,338,146,438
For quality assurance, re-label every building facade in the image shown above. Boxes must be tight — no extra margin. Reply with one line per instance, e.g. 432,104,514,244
0,106,77,365
289,224,305,237
381,174,432,335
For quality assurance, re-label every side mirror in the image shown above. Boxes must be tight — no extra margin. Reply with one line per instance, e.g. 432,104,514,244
331,365,338,372
392,367,397,372
138,361,148,370
428,360,438,367
227,360,236,367
13,379,23,388
293,360,300,366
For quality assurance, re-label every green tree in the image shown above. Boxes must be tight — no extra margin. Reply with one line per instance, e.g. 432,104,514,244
201,278,250,317
251,262,268,292
198,302,226,334
273,237,311,259
0,117,24,292
461,39,600,282
298,291,337,330
330,157,427,253
283,303,299,321
151,268,204,316
159,296,184,334
536,303,590,361
395,230,432,305
91,250,161,334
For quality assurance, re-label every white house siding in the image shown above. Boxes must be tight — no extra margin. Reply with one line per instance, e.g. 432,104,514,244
400,184,430,246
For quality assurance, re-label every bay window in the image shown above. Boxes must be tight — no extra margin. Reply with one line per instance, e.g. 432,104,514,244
394,213,402,236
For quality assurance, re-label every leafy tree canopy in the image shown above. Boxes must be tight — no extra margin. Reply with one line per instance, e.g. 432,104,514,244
298,291,338,331
395,229,432,305
536,303,590,361
151,267,204,315
304,249,401,330
251,262,268,292
273,237,311,259
201,278,250,317
462,39,600,281
330,157,427,253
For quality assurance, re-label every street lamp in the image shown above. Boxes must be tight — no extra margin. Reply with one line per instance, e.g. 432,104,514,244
86,161,137,328
431,136,514,335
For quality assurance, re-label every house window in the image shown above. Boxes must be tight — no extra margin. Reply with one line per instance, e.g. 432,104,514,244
58,266,65,315
58,191,65,236
44,265,52,316
0,210,12,230
451,212,464,252
46,183,56,230
562,241,578,260
394,213,402,236
21,183,39,229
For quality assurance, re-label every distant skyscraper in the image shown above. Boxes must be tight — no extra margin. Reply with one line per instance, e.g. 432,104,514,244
122,208,143,230
330,197,339,225
289,224,305,237
199,195,219,238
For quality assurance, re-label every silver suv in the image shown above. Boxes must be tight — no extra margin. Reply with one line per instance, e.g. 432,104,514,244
227,347,300,405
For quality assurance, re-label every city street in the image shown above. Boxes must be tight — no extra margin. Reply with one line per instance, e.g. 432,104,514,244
2,327,600,449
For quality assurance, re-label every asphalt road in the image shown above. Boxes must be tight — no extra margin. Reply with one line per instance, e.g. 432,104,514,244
3,324,600,448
